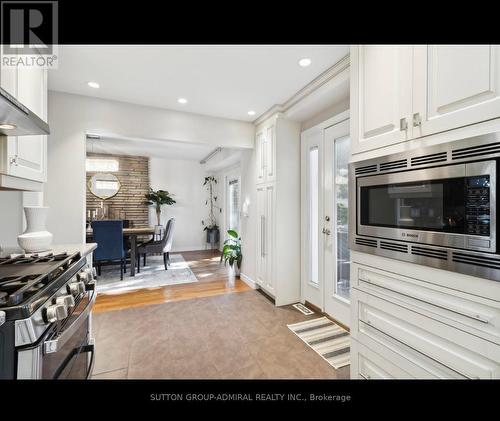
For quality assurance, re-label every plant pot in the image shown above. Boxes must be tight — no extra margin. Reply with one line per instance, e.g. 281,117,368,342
232,265,241,277
206,228,220,244
17,206,53,253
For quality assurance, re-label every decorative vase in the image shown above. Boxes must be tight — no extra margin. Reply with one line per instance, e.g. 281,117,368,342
17,206,53,253
233,265,241,277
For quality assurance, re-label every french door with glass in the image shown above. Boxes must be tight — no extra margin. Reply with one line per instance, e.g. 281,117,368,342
301,118,351,327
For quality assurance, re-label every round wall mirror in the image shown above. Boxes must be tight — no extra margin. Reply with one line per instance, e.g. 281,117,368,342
88,173,121,200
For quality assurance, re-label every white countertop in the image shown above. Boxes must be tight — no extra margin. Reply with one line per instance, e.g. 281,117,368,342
0,243,97,258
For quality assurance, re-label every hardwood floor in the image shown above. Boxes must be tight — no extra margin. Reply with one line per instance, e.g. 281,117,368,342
93,249,251,313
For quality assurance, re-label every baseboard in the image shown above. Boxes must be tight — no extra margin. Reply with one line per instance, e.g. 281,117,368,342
171,246,217,253
240,273,257,289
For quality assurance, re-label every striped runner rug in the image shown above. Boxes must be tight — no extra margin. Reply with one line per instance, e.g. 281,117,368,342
287,317,350,369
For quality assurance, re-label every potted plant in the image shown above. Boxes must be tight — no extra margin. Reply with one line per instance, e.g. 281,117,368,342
144,188,176,226
202,176,221,247
220,229,242,276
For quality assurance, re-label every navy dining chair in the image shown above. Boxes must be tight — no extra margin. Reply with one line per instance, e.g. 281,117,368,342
91,220,127,280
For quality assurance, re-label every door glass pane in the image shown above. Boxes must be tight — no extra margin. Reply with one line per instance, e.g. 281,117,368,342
309,147,319,285
334,136,350,300
228,178,240,232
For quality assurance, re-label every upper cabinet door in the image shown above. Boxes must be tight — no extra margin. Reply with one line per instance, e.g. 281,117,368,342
8,67,47,182
265,125,276,182
413,45,500,138
256,130,265,184
351,45,413,154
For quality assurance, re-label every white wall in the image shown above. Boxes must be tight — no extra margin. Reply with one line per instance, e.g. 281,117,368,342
45,91,255,245
0,189,44,248
300,97,350,132
0,191,23,248
149,157,208,252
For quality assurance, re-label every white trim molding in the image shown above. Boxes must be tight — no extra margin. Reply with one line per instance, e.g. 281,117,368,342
253,55,350,126
240,273,258,289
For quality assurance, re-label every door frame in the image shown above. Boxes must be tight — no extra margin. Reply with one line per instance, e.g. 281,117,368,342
323,119,351,326
300,110,350,315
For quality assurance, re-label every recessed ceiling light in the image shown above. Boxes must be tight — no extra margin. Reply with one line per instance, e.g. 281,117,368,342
87,81,100,89
177,98,188,104
0,123,16,130
247,110,256,116
298,58,312,67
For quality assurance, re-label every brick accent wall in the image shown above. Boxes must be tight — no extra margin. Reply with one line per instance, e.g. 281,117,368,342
86,153,150,227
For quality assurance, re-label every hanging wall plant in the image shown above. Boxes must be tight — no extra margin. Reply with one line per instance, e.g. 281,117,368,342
202,176,221,245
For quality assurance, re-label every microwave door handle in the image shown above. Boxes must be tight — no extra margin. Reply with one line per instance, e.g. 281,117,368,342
44,287,96,354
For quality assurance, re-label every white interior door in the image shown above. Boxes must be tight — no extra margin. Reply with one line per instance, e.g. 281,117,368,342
323,120,351,327
301,118,351,326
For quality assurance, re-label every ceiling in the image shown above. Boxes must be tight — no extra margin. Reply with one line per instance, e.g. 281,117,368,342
48,45,349,121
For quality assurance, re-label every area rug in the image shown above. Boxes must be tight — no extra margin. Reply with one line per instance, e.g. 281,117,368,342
96,254,198,294
287,317,350,369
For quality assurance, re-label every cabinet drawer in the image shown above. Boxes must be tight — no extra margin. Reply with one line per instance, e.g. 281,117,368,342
351,338,412,379
353,264,500,345
352,289,500,378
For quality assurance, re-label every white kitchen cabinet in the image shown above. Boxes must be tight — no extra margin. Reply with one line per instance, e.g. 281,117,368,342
350,45,413,154
253,114,301,306
351,45,500,155
255,120,276,184
413,45,500,137
256,183,275,295
256,131,265,184
0,55,47,188
350,259,500,378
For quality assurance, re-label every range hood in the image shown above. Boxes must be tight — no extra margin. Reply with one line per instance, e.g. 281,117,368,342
0,87,50,136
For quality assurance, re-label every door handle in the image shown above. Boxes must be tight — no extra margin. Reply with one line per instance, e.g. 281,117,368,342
413,112,422,127
322,228,331,235
399,118,408,131
261,215,265,257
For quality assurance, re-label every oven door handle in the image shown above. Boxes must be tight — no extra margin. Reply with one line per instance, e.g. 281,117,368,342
44,287,96,354
52,342,95,380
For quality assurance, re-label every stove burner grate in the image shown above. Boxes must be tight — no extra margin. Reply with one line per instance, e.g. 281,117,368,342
0,252,69,266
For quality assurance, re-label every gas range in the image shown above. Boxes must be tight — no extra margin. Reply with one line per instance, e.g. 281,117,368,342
0,250,96,379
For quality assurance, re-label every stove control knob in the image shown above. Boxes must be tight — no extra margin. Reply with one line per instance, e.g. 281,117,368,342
77,270,90,282
84,267,94,281
67,281,86,297
45,303,68,323
56,294,75,310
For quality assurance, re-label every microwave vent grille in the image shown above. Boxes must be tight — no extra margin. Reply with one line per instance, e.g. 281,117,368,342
452,142,500,160
411,152,448,166
411,245,448,260
355,237,377,248
379,159,408,172
380,241,408,254
452,252,500,269
355,164,378,175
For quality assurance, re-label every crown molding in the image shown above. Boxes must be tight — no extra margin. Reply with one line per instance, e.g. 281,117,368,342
253,54,350,126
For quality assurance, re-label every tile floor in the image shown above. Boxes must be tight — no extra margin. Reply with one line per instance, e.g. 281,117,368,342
91,290,350,379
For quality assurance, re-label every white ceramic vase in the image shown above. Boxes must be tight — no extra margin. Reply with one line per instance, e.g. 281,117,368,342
17,206,53,253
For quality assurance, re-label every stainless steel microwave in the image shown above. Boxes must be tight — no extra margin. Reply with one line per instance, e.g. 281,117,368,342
349,132,500,282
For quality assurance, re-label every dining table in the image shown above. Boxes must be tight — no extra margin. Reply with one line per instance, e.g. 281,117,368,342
86,226,156,276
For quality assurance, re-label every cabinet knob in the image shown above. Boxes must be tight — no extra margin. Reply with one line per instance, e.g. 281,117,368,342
9,155,18,166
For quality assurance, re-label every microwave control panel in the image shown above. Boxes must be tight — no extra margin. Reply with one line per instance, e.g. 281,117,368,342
465,176,491,236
